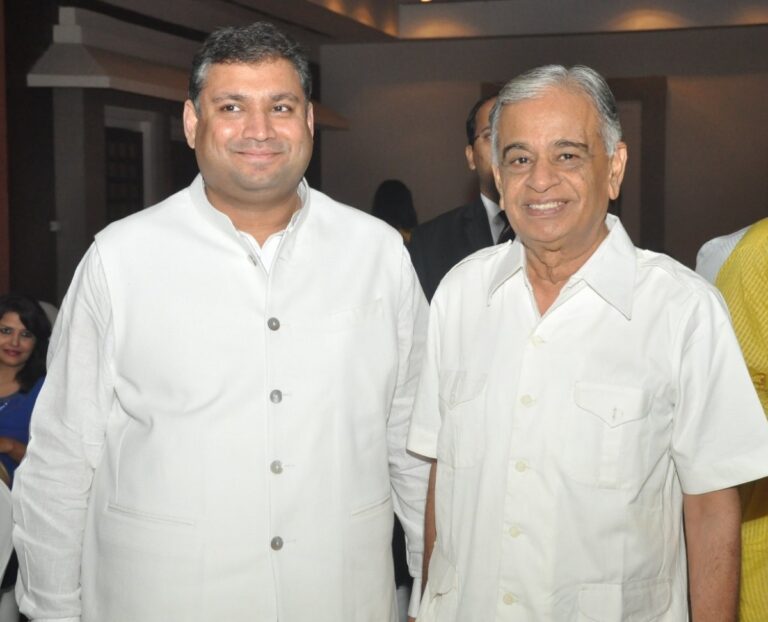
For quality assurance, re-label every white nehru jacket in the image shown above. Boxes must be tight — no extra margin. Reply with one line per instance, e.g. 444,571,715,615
14,176,430,622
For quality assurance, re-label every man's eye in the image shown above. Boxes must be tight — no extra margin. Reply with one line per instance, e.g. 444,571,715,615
273,104,292,113
511,156,530,165
221,104,240,113
558,153,577,161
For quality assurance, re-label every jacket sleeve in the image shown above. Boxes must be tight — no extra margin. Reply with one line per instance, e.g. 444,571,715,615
387,244,431,617
13,243,115,621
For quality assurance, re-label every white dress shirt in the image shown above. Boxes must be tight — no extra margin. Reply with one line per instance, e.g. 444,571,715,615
408,215,768,621
14,176,430,622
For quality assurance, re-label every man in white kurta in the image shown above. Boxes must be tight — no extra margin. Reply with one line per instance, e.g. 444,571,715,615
13,23,428,622
408,65,768,621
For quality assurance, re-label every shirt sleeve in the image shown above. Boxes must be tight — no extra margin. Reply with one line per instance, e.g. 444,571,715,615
407,290,443,461
13,243,115,621
671,286,768,494
387,245,431,617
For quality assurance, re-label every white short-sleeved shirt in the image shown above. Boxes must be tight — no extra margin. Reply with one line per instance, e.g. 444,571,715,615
408,215,768,622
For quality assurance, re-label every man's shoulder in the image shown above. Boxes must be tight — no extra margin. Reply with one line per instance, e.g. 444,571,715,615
96,185,191,243
308,187,402,241
637,248,721,305
434,243,508,299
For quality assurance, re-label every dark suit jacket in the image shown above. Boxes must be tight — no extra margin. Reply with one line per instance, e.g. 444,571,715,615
408,197,493,301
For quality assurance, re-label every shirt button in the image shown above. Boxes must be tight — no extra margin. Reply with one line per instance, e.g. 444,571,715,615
270,460,283,474
515,460,529,472
520,394,535,406
267,317,280,331
502,592,517,605
531,334,545,346
508,525,522,538
271,536,284,551
270,389,282,403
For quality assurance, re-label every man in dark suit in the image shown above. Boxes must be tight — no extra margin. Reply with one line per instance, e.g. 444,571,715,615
409,95,512,301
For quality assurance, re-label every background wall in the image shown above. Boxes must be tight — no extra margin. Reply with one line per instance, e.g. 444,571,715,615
321,25,768,266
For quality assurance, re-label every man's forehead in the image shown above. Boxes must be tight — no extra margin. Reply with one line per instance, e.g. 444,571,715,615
499,90,600,141
205,59,302,86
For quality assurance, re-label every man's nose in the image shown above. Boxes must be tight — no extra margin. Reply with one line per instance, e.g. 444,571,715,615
527,159,560,192
243,110,275,141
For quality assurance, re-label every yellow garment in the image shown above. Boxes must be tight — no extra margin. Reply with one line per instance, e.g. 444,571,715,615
716,217,768,622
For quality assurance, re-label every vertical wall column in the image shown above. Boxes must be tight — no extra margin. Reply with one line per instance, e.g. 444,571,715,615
53,88,106,300
0,0,9,293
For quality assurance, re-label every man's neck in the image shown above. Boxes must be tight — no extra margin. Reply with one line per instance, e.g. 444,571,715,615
205,186,301,245
524,225,608,314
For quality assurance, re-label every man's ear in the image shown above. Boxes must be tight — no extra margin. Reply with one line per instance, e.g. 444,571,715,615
182,100,199,149
306,101,315,138
493,164,504,208
465,144,477,172
608,142,628,200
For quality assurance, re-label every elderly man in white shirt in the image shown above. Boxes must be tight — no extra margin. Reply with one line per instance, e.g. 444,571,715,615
408,64,768,622
13,22,429,622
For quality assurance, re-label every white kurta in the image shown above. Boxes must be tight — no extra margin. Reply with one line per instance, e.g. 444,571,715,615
408,216,768,621
13,176,430,622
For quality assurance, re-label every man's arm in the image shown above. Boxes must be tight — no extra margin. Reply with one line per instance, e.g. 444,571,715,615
683,487,741,622
12,244,114,622
388,245,431,620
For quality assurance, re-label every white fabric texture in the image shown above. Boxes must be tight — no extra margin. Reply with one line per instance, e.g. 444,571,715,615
695,225,749,284
0,482,12,579
13,176,430,622
408,215,768,621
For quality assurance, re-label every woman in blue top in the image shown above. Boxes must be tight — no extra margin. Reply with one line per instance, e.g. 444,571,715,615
0,293,51,486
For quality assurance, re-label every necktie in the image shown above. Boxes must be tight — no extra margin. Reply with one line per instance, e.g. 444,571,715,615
497,211,514,244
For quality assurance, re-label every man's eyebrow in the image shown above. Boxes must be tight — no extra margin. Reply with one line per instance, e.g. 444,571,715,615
554,139,589,151
211,93,249,103
501,142,530,159
270,92,301,103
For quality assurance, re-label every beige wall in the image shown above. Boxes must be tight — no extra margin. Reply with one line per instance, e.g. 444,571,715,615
320,25,768,266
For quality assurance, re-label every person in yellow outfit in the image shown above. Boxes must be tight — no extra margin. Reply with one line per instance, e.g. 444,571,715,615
697,217,768,622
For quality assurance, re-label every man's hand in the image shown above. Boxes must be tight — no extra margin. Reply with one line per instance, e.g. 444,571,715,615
683,487,741,622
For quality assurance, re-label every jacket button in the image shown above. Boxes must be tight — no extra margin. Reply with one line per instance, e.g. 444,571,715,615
271,536,283,551
270,460,283,474
270,390,282,403
267,317,280,331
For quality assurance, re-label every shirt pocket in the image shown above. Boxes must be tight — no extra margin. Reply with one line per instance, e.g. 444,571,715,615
565,381,650,489
577,578,671,621
436,370,487,468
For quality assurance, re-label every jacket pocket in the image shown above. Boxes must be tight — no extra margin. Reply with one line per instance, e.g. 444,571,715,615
436,370,487,468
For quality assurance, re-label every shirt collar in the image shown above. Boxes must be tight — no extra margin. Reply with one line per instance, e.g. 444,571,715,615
487,214,637,319
190,174,311,254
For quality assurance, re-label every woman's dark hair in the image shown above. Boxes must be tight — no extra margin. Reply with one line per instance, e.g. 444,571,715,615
371,179,418,231
0,293,52,392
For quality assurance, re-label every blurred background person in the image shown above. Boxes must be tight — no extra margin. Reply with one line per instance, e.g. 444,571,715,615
0,293,51,622
372,179,418,243
0,293,51,486
408,95,511,302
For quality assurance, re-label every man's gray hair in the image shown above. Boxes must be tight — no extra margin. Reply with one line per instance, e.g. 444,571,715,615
490,65,622,163
189,22,311,111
